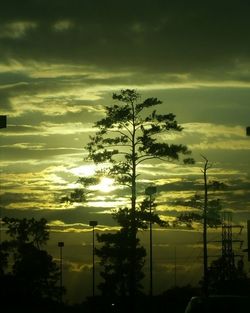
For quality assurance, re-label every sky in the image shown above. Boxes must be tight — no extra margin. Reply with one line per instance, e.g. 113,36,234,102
0,0,250,303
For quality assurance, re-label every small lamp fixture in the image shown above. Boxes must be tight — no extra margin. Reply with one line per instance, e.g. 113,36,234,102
246,126,250,136
89,221,98,227
145,186,157,196
0,115,7,129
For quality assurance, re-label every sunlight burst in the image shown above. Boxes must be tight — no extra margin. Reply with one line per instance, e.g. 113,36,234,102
69,165,96,176
95,177,115,193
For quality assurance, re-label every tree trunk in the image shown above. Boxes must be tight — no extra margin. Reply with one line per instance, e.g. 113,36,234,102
130,101,137,305
203,158,208,295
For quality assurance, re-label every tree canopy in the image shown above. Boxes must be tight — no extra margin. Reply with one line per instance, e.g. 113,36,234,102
84,89,194,297
86,89,194,190
0,217,61,308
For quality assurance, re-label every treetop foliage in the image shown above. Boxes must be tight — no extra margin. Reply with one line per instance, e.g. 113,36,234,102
3,217,49,248
0,217,61,305
84,89,194,296
86,89,194,186
176,183,224,229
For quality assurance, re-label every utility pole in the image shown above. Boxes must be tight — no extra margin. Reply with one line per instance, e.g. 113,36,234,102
0,115,7,243
201,155,210,296
145,186,157,297
221,212,243,280
174,246,177,287
221,212,234,279
247,220,250,262
89,221,98,299
246,127,250,260
58,241,64,304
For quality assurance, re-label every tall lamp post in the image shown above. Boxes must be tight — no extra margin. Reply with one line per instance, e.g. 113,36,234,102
145,186,157,297
89,220,98,298
0,115,7,243
58,241,64,304
247,127,250,261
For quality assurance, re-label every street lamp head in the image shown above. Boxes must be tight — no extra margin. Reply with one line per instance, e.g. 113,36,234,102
145,186,157,196
58,241,64,247
0,115,7,129
247,126,250,136
89,220,98,227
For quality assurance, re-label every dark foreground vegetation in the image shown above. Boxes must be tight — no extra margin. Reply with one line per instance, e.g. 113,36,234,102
0,284,201,313
1,91,250,313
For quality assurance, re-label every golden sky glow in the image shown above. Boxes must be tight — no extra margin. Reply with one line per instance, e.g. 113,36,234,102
91,177,115,193
1,0,250,303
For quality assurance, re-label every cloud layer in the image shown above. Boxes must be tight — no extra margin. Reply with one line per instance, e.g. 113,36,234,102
1,0,250,303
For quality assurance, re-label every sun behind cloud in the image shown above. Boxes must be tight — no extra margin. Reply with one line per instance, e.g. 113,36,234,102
94,177,115,193
69,165,96,177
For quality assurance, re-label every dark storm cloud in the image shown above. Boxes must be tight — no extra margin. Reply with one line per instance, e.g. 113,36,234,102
1,0,250,72
160,175,250,224
0,72,30,85
0,205,116,226
0,145,81,161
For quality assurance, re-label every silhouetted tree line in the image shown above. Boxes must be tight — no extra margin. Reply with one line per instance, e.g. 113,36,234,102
1,90,250,312
64,89,250,309
0,217,64,312
0,216,203,313
207,257,250,295
82,89,194,301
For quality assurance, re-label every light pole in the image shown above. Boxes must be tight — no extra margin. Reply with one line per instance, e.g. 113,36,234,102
201,156,210,296
145,186,157,297
174,246,177,287
0,115,7,243
89,220,98,298
58,241,64,304
247,127,250,261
